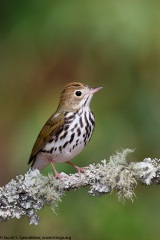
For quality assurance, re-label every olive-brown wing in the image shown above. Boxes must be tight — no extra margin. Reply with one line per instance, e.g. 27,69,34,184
28,112,64,165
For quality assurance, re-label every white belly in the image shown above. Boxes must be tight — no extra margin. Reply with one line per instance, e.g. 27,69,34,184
41,108,95,163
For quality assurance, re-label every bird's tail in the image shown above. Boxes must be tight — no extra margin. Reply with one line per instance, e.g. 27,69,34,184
28,155,50,171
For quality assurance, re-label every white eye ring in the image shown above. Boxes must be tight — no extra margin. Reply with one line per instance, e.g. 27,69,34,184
74,90,82,97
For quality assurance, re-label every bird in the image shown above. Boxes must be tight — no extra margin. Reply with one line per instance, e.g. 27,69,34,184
28,82,102,178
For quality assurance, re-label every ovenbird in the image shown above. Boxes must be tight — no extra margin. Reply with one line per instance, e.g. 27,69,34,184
28,82,102,177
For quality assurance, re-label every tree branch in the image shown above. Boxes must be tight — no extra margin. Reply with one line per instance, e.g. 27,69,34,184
0,149,160,225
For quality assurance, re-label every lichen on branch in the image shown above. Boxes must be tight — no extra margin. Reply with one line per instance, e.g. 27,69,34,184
0,148,160,225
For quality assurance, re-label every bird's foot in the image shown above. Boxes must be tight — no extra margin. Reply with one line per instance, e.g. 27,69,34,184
50,160,62,179
66,161,88,176
54,171,62,179
49,160,69,181
74,166,88,174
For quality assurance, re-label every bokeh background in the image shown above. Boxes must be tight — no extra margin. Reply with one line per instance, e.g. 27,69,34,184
0,0,160,239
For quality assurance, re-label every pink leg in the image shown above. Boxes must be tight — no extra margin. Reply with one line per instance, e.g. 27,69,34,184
66,161,87,175
48,158,61,179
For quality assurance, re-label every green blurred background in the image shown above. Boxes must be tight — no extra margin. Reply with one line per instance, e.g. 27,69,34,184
0,0,160,239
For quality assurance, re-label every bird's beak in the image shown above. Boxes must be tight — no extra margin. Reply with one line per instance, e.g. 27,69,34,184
89,86,103,94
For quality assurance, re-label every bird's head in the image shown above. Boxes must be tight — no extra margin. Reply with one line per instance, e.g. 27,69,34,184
57,82,102,112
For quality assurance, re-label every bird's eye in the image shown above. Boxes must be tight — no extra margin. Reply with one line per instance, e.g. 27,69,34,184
75,90,82,97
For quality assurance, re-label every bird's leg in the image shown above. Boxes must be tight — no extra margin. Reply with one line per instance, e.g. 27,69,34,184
66,161,88,175
48,158,61,179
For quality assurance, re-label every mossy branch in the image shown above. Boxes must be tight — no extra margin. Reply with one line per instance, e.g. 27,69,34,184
0,149,160,225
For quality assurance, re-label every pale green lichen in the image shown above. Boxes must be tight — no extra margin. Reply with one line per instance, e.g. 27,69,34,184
0,169,64,225
130,157,160,185
1,149,160,225
88,149,136,202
